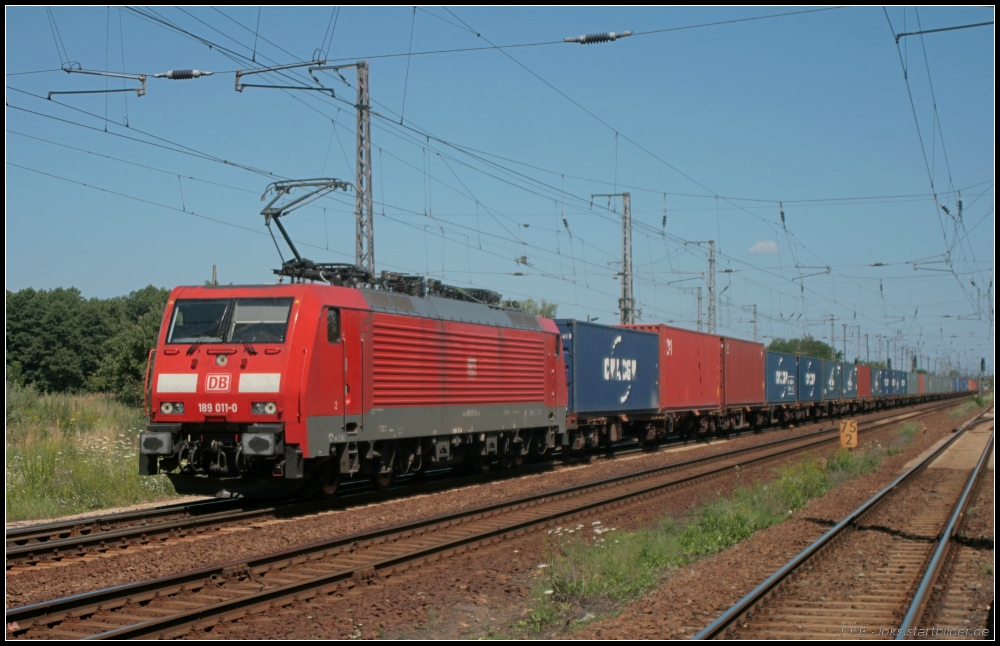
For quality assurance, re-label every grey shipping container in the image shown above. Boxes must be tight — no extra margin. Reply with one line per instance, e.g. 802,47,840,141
821,359,843,401
798,356,822,402
556,319,659,416
843,363,858,399
765,351,798,404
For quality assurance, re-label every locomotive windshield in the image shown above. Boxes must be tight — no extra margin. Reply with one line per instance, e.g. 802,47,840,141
167,298,294,344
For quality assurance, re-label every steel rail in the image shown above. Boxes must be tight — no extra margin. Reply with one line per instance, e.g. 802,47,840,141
81,427,891,638
693,405,993,640
6,502,291,567
5,498,234,542
895,425,995,638
5,395,957,546
7,399,965,638
4,396,963,571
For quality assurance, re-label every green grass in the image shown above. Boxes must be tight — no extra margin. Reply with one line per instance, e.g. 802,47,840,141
6,382,177,521
949,396,988,419
525,445,890,634
895,421,922,441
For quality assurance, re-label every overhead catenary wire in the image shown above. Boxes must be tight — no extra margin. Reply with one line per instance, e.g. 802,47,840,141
409,8,923,329
45,7,71,67
12,85,914,341
10,7,987,356
11,87,916,341
882,8,986,317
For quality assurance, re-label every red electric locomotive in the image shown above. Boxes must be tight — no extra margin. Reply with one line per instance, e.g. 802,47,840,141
139,280,568,498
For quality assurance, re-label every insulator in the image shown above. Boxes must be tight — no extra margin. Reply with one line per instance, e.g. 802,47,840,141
156,69,213,80
565,31,632,45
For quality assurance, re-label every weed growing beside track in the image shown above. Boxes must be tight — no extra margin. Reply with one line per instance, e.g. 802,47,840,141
518,444,894,635
948,394,989,419
5,382,176,522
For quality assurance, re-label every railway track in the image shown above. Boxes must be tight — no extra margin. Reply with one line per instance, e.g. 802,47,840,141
3,465,550,572
695,406,993,640
5,397,963,572
6,399,970,640
907,410,994,639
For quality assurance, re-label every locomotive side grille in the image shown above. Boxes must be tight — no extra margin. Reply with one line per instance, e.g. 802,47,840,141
372,317,547,407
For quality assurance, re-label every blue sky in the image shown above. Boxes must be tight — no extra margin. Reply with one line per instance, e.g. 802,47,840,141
6,7,994,373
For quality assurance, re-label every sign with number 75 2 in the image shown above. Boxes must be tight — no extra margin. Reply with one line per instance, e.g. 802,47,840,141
839,419,858,448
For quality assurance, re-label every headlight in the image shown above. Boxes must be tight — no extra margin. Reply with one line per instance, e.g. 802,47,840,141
160,402,184,414
252,402,277,415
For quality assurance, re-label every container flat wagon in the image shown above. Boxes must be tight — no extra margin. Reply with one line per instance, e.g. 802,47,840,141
624,323,723,436
557,319,659,447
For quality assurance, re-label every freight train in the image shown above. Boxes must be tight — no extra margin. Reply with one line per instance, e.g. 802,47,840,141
139,276,976,498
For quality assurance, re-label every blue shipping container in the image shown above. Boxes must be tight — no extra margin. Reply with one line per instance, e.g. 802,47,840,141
765,351,798,404
821,359,843,401
843,364,858,399
871,368,886,397
798,356,822,402
556,320,659,416
898,371,909,395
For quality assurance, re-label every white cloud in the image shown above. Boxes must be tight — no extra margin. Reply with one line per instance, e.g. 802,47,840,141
748,240,779,255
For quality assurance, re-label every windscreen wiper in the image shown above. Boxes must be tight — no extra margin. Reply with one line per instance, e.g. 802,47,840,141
186,304,231,355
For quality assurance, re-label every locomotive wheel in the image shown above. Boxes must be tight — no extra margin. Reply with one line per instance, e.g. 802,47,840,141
321,471,342,499
371,470,395,491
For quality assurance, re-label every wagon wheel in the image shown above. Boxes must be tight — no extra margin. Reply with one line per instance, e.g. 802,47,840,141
371,470,395,491
467,454,492,475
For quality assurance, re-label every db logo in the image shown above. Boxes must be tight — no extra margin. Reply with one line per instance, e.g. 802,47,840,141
206,374,232,392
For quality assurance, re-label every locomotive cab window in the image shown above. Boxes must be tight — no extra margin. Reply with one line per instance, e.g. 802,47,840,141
167,299,229,343
228,298,293,343
167,297,293,344
327,309,341,343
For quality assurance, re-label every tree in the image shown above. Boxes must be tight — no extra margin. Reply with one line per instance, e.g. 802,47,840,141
5,288,114,393
509,298,558,318
6,285,169,401
90,308,165,406
767,336,842,360
90,286,169,404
